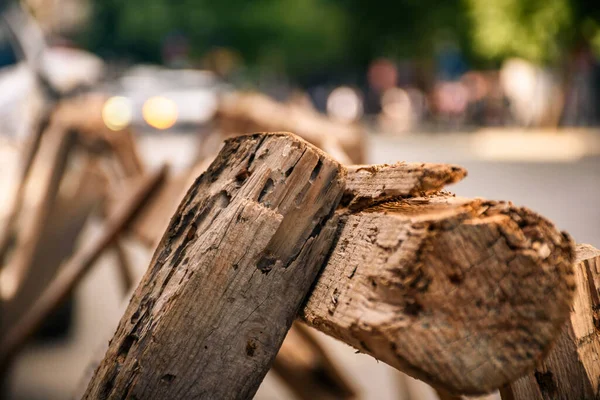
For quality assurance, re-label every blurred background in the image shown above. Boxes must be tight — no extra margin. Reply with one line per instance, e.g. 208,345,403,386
0,0,599,398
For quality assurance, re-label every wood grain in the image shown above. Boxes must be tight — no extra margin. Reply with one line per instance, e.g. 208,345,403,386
83,133,346,399
302,194,575,395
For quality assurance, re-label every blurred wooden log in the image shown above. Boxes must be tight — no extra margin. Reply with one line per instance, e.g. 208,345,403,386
302,194,575,395
272,323,356,400
217,92,366,163
500,244,600,400
0,126,75,299
51,94,145,178
0,108,49,265
0,165,167,369
1,162,104,335
83,133,346,399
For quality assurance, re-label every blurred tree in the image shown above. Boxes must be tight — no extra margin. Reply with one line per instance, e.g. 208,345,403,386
80,0,600,79
83,0,348,76
465,0,573,64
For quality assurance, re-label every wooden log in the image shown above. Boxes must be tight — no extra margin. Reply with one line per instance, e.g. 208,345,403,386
0,166,167,369
1,161,103,335
271,322,356,400
500,244,600,400
94,155,572,396
301,194,575,395
83,133,346,399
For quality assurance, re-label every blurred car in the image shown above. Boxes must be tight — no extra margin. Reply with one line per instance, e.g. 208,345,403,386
100,65,231,133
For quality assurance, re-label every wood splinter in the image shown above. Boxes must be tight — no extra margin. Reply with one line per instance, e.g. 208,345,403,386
84,132,575,398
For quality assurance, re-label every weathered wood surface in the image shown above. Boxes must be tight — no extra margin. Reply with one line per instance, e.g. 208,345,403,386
302,194,575,395
83,133,346,399
0,166,167,369
272,322,356,400
500,244,600,400
79,134,575,397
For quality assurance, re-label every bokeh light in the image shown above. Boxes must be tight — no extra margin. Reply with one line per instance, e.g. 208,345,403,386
102,96,133,131
142,96,178,130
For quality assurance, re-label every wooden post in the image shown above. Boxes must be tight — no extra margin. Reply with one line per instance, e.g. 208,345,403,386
500,244,600,400
83,133,346,399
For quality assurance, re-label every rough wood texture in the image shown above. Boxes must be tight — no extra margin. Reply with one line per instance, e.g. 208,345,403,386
272,322,356,400
342,163,467,209
500,244,600,400
301,194,575,395
83,133,346,399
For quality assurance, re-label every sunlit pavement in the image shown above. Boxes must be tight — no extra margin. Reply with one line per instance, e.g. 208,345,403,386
4,129,599,400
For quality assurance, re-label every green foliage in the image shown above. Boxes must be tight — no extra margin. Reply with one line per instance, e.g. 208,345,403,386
81,0,600,77
465,0,573,64
84,0,348,74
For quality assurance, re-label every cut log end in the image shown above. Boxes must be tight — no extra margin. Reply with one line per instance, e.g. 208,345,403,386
302,195,575,395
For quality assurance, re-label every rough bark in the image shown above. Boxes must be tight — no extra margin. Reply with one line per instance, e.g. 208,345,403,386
301,194,575,395
83,133,346,399
500,244,600,400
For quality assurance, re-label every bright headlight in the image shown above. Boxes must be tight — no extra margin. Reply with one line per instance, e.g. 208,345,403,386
143,96,178,130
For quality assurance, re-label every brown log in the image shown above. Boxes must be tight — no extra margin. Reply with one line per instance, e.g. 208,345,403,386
83,133,346,399
0,165,167,369
302,194,575,395
272,322,356,400
500,244,600,400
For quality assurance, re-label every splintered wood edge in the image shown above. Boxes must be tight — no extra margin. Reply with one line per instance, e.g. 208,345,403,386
342,162,467,210
301,195,575,395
